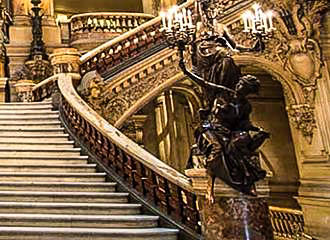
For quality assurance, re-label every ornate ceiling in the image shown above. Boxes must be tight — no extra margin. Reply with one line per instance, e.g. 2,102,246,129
54,0,143,15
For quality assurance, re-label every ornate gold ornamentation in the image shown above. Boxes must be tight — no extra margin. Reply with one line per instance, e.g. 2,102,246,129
286,104,316,143
102,62,181,124
228,0,328,142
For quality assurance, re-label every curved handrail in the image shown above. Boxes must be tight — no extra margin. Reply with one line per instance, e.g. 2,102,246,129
58,73,192,191
69,12,154,21
56,73,201,235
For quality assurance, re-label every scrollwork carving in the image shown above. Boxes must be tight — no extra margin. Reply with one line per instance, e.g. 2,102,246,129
286,104,316,143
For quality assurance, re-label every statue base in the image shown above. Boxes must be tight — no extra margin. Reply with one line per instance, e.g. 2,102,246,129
186,169,274,240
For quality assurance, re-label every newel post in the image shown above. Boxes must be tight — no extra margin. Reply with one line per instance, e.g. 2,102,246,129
49,47,81,109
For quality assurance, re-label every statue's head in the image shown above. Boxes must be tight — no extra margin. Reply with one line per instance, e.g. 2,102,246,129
236,75,260,96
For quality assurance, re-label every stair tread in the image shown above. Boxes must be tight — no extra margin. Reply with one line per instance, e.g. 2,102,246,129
0,147,81,151
0,134,69,138
0,213,158,221
0,191,128,196
0,172,105,176
0,155,88,160
0,182,115,186
0,202,139,208
0,141,74,145
0,101,52,106
0,116,58,120
0,164,95,167
0,156,87,159
0,226,178,234
0,128,64,131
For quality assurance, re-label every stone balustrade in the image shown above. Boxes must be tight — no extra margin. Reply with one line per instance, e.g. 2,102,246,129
70,12,154,36
58,12,154,51
79,0,195,76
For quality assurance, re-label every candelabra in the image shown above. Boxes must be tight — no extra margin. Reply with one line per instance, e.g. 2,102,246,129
242,3,276,40
160,6,195,56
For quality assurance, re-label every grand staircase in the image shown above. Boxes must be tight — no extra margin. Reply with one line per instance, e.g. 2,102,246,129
0,101,178,239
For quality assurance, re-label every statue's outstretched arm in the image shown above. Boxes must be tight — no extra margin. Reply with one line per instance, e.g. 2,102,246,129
179,57,236,93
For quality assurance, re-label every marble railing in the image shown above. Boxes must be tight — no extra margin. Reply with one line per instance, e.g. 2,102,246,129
34,73,202,239
68,13,154,43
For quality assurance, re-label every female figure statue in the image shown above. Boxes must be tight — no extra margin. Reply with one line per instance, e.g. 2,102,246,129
181,21,268,200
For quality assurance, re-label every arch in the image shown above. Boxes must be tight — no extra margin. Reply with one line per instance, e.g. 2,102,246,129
233,55,303,106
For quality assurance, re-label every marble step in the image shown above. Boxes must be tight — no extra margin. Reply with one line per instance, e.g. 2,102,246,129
0,191,129,203
0,110,59,115
0,128,65,136
0,202,140,215
0,115,59,122
0,227,178,240
0,172,106,182
0,134,70,142
0,182,116,192
0,105,53,110
0,147,82,157
0,119,60,124
0,156,88,164
0,101,52,106
0,214,159,228
0,122,62,129
0,164,96,173
0,141,74,148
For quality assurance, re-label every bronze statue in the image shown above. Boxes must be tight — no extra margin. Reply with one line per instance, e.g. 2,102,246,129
182,20,269,201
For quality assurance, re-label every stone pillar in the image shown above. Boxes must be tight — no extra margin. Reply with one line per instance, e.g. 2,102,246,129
154,93,171,163
186,169,274,240
0,78,8,102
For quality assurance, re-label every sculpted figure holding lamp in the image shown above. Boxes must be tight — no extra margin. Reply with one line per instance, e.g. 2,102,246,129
161,1,275,201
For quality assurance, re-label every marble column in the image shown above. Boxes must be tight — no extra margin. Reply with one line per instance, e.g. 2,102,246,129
186,169,274,240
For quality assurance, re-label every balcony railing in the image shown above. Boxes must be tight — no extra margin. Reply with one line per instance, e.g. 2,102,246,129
58,12,154,50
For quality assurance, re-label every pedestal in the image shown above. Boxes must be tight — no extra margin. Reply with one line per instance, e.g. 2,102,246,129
186,169,274,240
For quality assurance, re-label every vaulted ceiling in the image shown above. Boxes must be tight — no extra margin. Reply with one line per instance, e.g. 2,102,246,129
54,0,143,15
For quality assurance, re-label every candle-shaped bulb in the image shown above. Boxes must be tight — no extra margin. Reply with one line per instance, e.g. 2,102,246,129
160,12,166,29
187,9,193,28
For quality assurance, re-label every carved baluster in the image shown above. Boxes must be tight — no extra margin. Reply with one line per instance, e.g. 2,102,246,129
127,16,133,30
123,155,135,187
121,16,127,32
168,183,183,221
182,190,201,233
134,161,146,195
144,167,157,203
115,16,121,32
154,175,170,214
114,148,125,177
